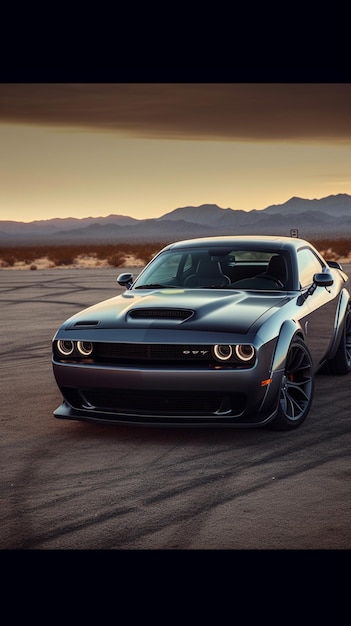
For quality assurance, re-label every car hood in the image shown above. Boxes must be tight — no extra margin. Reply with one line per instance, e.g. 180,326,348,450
63,288,290,334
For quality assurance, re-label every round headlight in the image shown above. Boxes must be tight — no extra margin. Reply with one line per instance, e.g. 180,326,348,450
213,344,233,361
235,344,255,361
77,341,93,356
57,340,74,356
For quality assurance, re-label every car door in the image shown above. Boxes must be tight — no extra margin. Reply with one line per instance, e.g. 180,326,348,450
296,247,339,368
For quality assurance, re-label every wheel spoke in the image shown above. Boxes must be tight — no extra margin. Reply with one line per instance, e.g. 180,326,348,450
286,380,311,402
345,307,351,365
280,389,300,418
279,341,313,422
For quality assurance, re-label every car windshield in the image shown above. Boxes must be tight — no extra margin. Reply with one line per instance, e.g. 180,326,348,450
133,247,289,290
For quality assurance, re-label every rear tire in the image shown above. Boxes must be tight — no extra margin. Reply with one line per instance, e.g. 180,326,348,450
323,301,351,375
270,337,314,431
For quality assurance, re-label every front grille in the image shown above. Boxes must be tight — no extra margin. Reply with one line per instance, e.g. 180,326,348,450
64,388,246,417
53,341,255,369
94,343,211,362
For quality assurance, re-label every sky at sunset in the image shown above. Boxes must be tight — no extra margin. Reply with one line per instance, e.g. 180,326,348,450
0,83,351,223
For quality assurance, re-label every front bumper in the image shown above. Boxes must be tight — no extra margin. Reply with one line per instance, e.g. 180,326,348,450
53,357,282,427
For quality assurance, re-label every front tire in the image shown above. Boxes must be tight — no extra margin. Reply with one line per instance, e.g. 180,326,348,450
270,337,314,431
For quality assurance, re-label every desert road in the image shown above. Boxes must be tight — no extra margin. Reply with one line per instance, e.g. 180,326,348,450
1,268,351,550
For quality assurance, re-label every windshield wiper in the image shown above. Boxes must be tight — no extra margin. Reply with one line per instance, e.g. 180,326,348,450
134,283,177,289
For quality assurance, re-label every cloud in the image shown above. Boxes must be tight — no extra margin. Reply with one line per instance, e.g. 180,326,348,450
0,83,351,143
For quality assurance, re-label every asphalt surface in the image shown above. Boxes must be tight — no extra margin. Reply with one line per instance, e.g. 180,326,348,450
1,267,351,550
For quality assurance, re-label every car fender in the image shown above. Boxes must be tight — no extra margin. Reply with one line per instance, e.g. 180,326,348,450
327,288,351,359
270,318,303,373
258,318,303,416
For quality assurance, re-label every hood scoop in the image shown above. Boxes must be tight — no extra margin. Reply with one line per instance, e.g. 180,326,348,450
74,320,100,327
128,308,194,322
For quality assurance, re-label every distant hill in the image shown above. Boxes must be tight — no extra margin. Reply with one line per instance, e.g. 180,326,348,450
263,194,351,216
0,213,138,236
1,194,351,244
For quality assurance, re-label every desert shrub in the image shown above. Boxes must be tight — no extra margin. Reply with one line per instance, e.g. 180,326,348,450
312,238,351,259
47,250,76,266
135,244,161,264
106,252,126,267
2,238,349,269
0,241,171,267
1,255,16,267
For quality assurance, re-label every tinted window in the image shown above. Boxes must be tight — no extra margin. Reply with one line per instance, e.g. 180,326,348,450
141,252,184,284
297,248,324,288
135,246,294,289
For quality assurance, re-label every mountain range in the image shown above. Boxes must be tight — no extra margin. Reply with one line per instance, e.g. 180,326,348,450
1,194,351,244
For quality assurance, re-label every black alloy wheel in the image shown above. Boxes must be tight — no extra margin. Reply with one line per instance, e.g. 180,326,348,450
270,337,314,430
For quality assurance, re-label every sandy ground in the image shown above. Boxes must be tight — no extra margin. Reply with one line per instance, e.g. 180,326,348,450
1,267,351,550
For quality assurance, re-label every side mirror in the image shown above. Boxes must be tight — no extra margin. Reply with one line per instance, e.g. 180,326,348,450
117,272,133,289
328,260,343,270
313,272,333,287
298,272,334,305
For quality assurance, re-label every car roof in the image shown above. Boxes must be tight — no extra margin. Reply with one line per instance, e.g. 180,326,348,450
165,235,309,253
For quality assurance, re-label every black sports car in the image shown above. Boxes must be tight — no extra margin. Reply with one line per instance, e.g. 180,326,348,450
52,235,351,430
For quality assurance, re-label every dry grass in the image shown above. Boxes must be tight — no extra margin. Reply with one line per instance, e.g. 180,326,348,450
0,238,350,270
0,242,168,269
